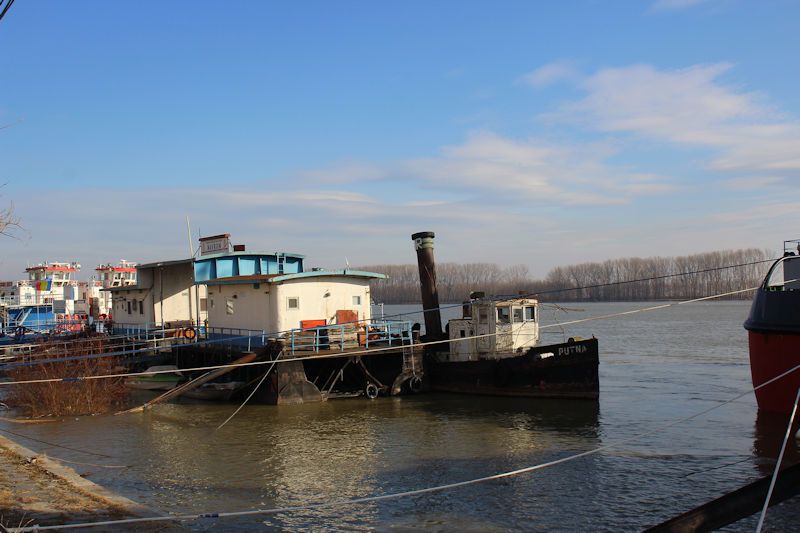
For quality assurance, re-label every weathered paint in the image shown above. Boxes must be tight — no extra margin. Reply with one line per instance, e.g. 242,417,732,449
109,260,207,326
447,298,539,361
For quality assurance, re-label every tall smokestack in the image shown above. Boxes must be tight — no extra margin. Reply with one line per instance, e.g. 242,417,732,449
411,231,444,340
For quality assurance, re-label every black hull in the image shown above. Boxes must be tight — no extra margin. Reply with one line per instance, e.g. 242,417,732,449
426,338,599,400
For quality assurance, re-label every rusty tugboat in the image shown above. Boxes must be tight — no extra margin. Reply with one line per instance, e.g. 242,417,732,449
411,232,599,400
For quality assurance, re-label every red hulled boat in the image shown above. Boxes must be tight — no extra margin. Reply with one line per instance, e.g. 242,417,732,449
744,240,800,414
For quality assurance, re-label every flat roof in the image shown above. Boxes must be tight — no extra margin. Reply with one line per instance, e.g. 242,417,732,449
201,269,386,286
198,233,230,241
194,250,306,261
104,285,148,292
136,258,193,269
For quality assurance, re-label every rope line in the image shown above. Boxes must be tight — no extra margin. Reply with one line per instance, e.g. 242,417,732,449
0,427,114,459
0,286,759,387
755,387,800,533
0,257,776,370
215,357,281,431
13,352,800,532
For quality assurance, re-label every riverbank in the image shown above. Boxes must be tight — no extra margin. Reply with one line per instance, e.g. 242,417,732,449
0,432,158,531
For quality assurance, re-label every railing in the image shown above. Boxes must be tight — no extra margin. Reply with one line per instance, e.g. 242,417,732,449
205,327,267,352
286,320,413,355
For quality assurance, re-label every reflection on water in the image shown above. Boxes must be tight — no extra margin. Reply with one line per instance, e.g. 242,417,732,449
3,301,800,531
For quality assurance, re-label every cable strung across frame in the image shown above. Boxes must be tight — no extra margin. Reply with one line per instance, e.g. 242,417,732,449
0,258,774,371
9,338,800,532
0,286,758,387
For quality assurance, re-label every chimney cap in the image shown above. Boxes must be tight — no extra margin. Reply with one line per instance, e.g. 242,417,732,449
411,231,435,240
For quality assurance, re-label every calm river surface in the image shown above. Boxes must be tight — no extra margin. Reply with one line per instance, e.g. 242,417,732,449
3,301,800,531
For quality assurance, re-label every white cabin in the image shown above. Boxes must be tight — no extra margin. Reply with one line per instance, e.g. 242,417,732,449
447,298,539,362
205,270,384,335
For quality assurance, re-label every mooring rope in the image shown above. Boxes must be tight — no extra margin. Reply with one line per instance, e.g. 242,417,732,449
0,257,777,370
12,355,800,532
0,286,759,387
755,387,800,533
215,356,281,431
0,427,114,459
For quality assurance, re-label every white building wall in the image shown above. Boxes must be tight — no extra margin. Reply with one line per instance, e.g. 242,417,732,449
272,277,372,333
206,283,271,332
110,288,154,325
110,262,207,326
206,276,373,336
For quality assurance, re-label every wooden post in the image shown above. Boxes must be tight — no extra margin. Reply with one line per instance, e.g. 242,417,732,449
645,462,800,532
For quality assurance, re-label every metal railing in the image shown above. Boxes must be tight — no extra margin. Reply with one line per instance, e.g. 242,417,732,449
286,320,412,355
205,327,267,352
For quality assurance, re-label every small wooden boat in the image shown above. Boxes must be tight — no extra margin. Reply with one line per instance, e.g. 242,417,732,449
126,365,184,391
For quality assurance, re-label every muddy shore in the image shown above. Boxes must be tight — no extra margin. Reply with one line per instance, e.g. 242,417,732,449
0,432,163,531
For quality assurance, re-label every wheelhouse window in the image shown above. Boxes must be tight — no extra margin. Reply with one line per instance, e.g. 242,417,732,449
512,307,524,323
525,306,536,321
287,297,300,310
352,295,361,306
496,306,510,324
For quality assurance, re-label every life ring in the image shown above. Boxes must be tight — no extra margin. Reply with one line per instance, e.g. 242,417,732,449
56,314,64,321
183,327,197,340
408,376,423,393
365,383,379,399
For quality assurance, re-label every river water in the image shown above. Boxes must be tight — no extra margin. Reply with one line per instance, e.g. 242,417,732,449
3,301,800,531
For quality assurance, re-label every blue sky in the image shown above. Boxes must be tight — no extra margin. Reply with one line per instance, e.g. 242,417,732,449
1,0,799,279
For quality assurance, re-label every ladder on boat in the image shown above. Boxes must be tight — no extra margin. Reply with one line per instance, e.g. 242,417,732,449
402,344,418,375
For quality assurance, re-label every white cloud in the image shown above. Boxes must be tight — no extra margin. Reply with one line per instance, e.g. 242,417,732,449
722,176,784,190
557,63,800,174
522,61,578,88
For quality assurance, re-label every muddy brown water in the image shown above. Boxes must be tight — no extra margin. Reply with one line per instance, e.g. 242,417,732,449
2,301,800,531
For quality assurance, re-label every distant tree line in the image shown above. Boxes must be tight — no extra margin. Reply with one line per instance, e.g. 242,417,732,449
358,248,773,304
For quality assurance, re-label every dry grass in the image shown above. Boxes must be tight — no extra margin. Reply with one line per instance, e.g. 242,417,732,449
5,336,129,418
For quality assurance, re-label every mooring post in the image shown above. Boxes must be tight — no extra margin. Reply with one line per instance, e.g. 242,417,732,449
411,231,444,340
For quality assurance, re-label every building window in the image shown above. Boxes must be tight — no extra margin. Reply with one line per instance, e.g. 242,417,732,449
525,306,536,321
139,300,144,315
478,309,488,324
226,298,234,315
132,300,138,312
352,295,361,306
127,301,131,314
287,297,299,310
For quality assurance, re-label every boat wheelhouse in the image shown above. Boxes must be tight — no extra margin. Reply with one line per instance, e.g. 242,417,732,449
445,297,539,362
0,262,84,334
90,260,137,317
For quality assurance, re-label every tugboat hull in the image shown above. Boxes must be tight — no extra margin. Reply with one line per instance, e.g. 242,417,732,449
426,338,599,400
744,248,800,415
748,330,800,414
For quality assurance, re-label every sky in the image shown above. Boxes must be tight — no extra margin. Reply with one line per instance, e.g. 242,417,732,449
1,0,799,280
